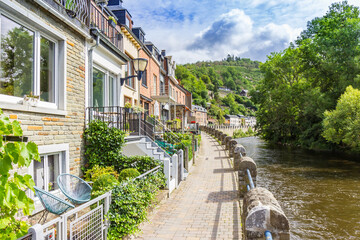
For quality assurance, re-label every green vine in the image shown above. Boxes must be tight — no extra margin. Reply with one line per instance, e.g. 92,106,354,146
0,109,40,240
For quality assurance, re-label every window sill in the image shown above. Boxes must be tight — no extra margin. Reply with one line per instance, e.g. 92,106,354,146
0,102,67,116
142,84,148,89
125,85,136,91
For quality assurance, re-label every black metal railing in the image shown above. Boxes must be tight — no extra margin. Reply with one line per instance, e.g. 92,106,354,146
90,2,123,50
46,0,90,26
87,106,141,135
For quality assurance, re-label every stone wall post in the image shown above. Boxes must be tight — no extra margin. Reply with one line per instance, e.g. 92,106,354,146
233,144,246,170
238,156,257,197
228,139,238,157
243,187,290,240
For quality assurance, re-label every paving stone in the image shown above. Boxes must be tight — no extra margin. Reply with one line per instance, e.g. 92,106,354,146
135,133,243,239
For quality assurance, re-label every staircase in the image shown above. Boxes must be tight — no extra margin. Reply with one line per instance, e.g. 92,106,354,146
122,135,170,161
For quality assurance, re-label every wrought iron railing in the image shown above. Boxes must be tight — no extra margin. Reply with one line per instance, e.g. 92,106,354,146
47,0,90,26
90,2,123,50
87,106,141,135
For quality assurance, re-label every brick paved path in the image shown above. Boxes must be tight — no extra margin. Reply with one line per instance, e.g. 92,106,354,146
136,133,242,240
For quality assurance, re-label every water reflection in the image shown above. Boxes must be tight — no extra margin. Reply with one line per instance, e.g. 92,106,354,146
237,137,360,240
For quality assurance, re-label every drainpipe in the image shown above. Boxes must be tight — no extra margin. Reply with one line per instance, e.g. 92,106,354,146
88,31,100,111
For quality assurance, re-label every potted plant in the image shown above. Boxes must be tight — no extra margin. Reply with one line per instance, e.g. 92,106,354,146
23,92,39,107
95,0,108,5
124,102,132,113
108,16,117,28
132,105,144,114
64,0,77,18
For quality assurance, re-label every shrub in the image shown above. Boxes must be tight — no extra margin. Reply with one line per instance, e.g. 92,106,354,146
84,120,125,169
84,165,119,182
107,171,166,239
118,168,140,182
91,175,119,199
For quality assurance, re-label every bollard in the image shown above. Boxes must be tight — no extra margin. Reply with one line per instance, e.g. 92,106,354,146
238,157,257,197
224,136,232,150
228,139,238,157
243,187,290,240
233,144,246,170
221,133,228,145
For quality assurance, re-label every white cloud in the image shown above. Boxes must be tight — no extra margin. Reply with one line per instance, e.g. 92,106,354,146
121,0,360,63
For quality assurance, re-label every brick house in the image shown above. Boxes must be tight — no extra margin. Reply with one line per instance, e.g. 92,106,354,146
0,0,91,214
132,29,161,116
192,105,208,126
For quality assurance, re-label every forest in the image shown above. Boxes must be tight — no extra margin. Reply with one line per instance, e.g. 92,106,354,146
176,57,261,123
253,1,360,152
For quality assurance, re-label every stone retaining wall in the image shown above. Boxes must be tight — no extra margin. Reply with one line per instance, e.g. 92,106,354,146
200,126,290,240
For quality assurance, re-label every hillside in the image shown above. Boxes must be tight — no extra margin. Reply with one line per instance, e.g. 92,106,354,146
176,55,262,123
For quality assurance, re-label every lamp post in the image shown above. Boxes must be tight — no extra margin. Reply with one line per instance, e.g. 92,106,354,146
120,58,148,86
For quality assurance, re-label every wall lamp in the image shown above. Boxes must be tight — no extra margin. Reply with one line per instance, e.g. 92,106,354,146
120,58,148,86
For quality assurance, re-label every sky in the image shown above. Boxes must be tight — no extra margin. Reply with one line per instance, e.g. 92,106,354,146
123,0,360,64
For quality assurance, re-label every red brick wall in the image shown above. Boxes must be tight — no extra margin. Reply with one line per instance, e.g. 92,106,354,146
139,49,160,114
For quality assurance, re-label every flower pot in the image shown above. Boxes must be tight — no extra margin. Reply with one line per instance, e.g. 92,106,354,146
108,19,116,28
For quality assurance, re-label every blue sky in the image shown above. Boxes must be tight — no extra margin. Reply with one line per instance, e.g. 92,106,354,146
123,0,360,63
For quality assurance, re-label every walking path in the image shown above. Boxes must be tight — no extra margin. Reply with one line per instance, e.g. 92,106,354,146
136,133,242,240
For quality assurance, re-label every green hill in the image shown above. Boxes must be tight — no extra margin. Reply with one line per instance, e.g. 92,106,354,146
176,55,262,122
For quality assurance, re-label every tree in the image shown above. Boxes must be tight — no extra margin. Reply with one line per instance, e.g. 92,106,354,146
323,86,360,151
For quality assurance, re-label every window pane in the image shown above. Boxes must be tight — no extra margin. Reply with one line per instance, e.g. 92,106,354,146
47,154,60,191
93,68,104,107
108,75,116,106
0,15,34,97
40,37,55,103
34,157,45,190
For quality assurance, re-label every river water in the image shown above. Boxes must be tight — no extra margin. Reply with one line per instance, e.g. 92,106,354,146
236,137,360,240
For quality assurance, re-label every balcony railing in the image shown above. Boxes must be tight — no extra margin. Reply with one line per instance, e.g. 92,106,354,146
45,0,90,26
90,2,123,50
151,84,174,98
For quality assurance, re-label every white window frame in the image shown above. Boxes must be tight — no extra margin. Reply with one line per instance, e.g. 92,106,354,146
0,7,66,114
29,143,70,214
92,65,119,107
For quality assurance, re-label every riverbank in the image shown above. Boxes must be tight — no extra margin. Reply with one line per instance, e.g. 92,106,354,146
237,136,360,239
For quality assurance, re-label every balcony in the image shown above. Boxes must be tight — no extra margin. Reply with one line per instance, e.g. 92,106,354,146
151,84,176,103
89,1,123,51
44,0,90,27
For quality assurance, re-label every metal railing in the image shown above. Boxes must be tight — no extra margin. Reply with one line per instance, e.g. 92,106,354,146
87,106,142,135
90,2,123,50
28,191,111,240
47,0,90,26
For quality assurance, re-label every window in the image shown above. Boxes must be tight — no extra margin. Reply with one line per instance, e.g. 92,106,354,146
152,75,157,95
125,60,134,88
34,152,66,191
0,13,62,108
160,75,164,95
92,67,118,107
169,84,172,97
142,70,147,87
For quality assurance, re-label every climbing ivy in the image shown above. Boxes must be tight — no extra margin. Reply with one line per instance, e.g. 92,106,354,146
0,109,40,240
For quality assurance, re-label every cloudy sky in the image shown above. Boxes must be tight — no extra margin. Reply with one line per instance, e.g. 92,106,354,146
123,0,360,63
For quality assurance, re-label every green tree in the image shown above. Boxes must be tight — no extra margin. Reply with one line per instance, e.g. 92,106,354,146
323,86,360,151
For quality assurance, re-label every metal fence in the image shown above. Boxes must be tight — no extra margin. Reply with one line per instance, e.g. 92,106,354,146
27,191,111,240
47,0,90,26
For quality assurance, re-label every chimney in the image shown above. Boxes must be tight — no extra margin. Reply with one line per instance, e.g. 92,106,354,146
161,50,166,57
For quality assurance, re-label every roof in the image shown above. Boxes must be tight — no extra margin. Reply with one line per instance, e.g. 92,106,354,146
192,105,207,113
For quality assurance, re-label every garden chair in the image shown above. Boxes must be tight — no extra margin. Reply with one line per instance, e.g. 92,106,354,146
34,186,75,223
57,173,92,205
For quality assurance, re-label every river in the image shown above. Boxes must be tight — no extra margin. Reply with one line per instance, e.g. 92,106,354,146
236,137,360,240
